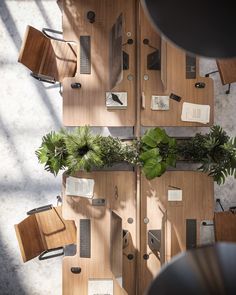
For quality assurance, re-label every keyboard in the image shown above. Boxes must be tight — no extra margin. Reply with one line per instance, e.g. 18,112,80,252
186,54,196,79
80,36,91,74
80,219,91,258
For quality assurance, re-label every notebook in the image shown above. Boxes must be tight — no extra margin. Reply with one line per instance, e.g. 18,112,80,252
65,177,94,198
181,102,210,124
106,92,127,109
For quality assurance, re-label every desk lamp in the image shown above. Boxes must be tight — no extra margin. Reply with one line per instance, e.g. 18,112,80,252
146,242,236,295
141,0,236,58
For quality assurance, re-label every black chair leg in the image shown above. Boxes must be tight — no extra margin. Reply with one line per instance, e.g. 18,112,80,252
205,70,219,77
226,83,231,94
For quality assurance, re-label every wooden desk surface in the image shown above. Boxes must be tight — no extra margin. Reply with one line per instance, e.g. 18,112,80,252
214,211,236,242
62,0,136,126
62,171,137,295
140,171,214,294
217,59,236,85
140,7,214,127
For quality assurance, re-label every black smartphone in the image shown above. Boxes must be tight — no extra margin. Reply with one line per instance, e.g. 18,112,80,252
169,93,181,102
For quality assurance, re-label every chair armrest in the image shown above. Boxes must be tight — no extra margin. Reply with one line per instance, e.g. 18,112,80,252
27,204,53,215
31,73,56,84
38,247,64,260
42,28,64,41
42,28,76,43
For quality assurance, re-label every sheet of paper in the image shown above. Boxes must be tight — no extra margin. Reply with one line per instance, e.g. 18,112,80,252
181,102,210,124
65,177,94,198
151,95,169,110
168,189,182,201
88,279,113,295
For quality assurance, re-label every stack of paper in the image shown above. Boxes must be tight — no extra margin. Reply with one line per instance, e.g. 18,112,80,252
65,177,94,198
181,102,210,124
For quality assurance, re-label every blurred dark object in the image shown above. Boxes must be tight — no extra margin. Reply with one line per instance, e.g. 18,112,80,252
146,243,236,295
141,0,236,58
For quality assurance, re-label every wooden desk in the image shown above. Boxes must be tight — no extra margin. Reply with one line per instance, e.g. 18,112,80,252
214,211,236,242
62,0,136,126
62,171,136,295
140,171,214,294
140,7,214,127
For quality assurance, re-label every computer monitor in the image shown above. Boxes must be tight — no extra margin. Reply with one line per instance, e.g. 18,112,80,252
109,13,124,90
160,37,167,90
110,211,123,287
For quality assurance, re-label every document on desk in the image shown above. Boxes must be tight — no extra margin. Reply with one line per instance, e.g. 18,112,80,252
181,102,210,124
65,177,94,198
168,189,182,201
88,279,113,295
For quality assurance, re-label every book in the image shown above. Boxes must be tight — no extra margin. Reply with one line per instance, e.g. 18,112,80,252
151,95,169,110
181,102,210,124
65,177,94,198
106,92,127,109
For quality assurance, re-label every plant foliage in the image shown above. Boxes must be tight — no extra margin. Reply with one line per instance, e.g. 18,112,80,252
177,125,236,184
139,128,177,180
35,131,67,176
64,126,103,173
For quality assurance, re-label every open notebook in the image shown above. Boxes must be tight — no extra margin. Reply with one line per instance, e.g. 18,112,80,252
181,102,210,124
65,177,94,198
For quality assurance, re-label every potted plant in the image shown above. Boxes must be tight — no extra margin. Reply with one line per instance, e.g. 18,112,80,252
36,126,138,176
36,125,236,185
139,128,177,180
177,125,236,184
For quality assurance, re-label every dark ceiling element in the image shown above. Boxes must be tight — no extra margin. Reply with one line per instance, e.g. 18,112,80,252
141,0,236,58
146,243,236,295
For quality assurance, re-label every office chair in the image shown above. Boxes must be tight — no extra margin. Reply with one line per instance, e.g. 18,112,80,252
14,204,76,262
205,59,236,94
213,198,236,242
18,25,77,84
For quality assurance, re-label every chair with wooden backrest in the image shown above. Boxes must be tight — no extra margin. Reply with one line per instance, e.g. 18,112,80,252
214,206,236,242
205,59,236,94
15,204,76,262
18,25,77,83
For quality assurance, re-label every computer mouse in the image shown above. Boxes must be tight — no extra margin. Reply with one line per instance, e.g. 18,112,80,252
71,267,81,274
195,82,206,88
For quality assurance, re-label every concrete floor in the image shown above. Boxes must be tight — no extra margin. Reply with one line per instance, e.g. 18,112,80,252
0,1,236,294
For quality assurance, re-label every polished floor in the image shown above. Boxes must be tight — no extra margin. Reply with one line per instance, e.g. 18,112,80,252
0,1,236,294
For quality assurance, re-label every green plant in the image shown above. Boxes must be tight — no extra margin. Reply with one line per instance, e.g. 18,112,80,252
177,125,236,184
65,126,103,173
97,136,139,167
35,131,68,176
139,128,177,179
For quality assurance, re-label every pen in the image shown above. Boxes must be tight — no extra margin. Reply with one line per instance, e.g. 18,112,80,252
168,185,181,190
